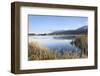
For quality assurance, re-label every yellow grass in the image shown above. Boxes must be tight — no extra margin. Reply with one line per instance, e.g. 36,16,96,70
74,35,88,58
28,41,83,60
28,42,58,60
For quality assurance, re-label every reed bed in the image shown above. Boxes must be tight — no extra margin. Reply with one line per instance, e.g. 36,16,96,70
28,42,57,60
28,41,83,60
73,35,88,58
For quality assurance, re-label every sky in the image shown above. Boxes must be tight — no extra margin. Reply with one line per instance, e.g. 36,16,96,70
28,15,88,34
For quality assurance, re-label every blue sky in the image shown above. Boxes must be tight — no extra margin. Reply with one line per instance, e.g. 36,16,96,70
28,15,88,34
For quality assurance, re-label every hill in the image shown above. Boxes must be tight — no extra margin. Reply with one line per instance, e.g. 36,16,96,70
49,26,88,35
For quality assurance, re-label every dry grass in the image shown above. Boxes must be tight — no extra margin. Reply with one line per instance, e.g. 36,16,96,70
28,41,82,60
73,35,88,58
28,42,58,60
63,52,80,59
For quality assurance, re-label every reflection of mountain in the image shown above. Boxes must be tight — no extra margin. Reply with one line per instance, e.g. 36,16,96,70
49,26,88,35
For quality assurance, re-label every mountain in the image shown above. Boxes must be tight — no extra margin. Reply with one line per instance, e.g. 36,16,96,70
74,25,88,34
49,26,88,35
28,33,36,35
76,26,88,31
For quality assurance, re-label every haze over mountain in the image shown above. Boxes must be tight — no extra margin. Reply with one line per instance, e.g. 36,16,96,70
28,25,88,35
48,26,88,35
76,25,88,31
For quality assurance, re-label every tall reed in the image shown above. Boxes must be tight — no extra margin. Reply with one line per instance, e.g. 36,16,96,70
28,41,83,60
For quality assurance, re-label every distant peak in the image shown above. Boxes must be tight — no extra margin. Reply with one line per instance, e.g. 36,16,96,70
77,26,88,30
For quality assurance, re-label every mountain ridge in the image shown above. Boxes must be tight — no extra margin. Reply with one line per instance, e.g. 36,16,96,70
49,25,88,35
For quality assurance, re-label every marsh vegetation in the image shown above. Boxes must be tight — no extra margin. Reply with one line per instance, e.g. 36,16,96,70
28,15,88,60
28,35,87,60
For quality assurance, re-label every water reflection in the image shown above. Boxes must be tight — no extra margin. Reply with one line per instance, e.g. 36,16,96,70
29,35,81,53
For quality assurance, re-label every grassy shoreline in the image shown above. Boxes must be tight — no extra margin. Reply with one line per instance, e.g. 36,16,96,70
28,35,88,60
28,42,81,60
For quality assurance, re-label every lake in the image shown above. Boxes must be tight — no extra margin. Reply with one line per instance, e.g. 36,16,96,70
29,35,81,53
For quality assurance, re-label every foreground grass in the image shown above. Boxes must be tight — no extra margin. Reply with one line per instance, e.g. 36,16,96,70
73,35,88,58
28,42,58,60
28,42,82,60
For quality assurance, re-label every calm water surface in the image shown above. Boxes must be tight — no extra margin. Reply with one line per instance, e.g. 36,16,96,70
29,35,81,53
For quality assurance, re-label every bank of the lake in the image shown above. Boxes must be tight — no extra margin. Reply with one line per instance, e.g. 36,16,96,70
28,35,88,60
